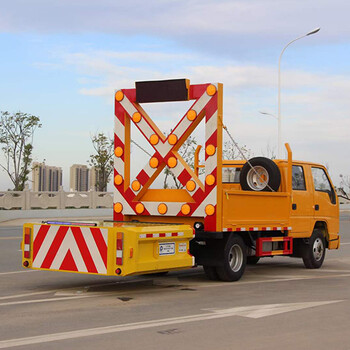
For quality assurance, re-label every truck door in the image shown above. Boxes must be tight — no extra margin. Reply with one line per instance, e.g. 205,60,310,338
311,167,338,232
290,165,313,237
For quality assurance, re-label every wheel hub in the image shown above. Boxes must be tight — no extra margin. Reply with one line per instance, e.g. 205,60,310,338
313,238,324,261
246,166,269,191
229,244,243,272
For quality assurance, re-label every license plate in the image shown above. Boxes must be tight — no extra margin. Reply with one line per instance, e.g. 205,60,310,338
159,242,175,256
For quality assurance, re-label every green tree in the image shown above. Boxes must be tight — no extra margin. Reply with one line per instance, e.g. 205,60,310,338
222,140,252,160
88,133,114,191
0,111,41,190
339,174,350,197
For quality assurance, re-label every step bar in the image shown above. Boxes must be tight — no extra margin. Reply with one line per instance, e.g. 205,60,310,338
256,237,293,257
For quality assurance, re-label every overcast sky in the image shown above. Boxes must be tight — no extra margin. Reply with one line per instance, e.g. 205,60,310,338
0,0,349,190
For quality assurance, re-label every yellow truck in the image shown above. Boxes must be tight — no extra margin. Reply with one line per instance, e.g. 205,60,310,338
22,79,340,282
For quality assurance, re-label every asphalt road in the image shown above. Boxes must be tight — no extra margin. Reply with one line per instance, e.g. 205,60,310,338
0,213,349,350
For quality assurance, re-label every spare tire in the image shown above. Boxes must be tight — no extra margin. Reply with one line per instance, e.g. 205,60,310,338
240,157,281,191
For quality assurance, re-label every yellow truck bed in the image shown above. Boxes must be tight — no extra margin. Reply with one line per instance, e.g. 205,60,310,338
22,221,194,276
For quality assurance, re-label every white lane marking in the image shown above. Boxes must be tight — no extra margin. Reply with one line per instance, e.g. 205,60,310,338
0,291,52,301
0,237,21,240
0,300,342,349
341,242,350,245
317,269,350,273
0,270,39,276
204,300,342,319
200,273,350,288
0,295,93,307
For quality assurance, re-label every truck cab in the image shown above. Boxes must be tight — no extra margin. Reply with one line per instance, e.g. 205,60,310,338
192,152,339,281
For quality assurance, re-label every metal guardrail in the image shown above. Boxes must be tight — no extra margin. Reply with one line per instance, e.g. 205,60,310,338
0,188,113,210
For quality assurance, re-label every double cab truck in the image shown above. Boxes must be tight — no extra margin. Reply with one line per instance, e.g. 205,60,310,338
21,79,340,282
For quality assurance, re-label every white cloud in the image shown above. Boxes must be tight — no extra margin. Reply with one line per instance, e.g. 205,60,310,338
49,48,349,185
1,0,350,54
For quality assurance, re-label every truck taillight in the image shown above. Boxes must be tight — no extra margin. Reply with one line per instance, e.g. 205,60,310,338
116,232,123,266
24,227,31,259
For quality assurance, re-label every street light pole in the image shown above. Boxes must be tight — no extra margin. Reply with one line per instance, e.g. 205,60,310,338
277,27,320,158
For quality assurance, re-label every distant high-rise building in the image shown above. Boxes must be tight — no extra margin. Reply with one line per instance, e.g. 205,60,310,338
32,162,62,191
70,164,90,191
90,166,106,191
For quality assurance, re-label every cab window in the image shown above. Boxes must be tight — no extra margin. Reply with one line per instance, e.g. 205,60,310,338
292,165,306,190
222,167,241,183
311,167,336,204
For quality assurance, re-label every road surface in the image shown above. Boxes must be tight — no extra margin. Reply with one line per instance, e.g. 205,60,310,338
0,213,349,349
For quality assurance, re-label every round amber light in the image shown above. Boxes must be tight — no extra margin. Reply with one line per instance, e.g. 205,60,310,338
206,144,216,156
135,203,145,214
158,203,168,215
206,84,216,96
132,112,141,123
114,147,123,157
181,204,191,215
205,204,215,216
149,157,159,168
115,90,124,101
205,174,216,186
187,110,197,121
150,134,159,145
114,202,123,213
168,157,177,168
186,180,196,192
168,134,178,145
114,175,123,186
132,180,141,192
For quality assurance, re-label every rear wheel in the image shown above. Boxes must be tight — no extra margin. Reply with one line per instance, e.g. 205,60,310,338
216,235,247,282
203,266,219,280
301,229,326,269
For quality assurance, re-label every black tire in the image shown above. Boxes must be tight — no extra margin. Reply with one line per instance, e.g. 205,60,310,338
240,157,281,192
247,256,260,265
203,266,220,280
301,229,326,269
216,235,247,282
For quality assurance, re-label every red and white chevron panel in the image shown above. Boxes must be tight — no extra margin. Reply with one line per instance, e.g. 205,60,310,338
114,83,219,231
32,225,108,274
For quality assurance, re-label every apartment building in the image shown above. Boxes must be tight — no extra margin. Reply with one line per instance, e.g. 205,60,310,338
32,162,63,191
70,164,91,191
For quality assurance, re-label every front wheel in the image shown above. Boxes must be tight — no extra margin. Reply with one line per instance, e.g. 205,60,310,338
301,229,326,269
216,235,247,282
247,256,260,265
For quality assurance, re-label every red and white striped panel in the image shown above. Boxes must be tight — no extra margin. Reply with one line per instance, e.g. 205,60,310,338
223,226,292,232
114,83,219,231
32,225,108,274
139,232,186,239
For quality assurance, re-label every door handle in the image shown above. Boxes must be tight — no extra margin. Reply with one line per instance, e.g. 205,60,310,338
315,204,319,211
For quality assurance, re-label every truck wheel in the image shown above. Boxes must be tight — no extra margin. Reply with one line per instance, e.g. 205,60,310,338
203,266,219,280
301,229,326,269
240,157,281,192
247,256,260,265
216,235,247,282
